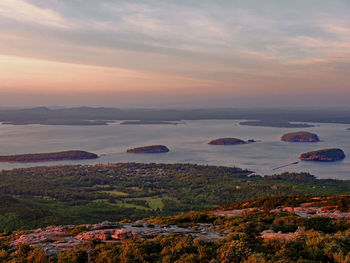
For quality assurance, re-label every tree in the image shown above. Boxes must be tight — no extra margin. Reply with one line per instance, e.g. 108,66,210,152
217,240,251,263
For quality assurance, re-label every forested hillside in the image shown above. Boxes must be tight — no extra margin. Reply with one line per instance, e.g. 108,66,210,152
1,163,350,231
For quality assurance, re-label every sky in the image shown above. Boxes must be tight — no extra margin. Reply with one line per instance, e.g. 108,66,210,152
0,0,349,108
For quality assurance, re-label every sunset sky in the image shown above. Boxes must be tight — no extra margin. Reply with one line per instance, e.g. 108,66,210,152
0,0,350,107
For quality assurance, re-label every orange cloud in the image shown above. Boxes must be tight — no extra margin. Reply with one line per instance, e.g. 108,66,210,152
0,55,227,95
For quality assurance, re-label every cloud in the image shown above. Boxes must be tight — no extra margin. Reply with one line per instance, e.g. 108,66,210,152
0,0,350,107
0,0,72,28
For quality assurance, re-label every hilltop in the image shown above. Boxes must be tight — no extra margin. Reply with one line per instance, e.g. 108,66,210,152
1,194,350,262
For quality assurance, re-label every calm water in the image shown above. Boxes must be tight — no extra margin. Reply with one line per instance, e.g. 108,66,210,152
0,120,349,179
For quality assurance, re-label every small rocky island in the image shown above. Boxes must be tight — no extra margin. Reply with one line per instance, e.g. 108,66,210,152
300,148,346,162
127,145,170,154
0,150,99,163
208,138,249,145
281,131,320,142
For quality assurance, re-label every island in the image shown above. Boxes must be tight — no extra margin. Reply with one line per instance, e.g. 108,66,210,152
208,138,248,145
120,121,181,125
281,131,320,142
126,145,170,154
239,120,314,128
299,148,346,162
0,150,99,163
2,119,110,126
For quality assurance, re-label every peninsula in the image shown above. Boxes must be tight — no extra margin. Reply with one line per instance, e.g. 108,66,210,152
0,150,99,163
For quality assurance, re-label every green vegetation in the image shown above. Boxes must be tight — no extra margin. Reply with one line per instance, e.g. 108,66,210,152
0,163,350,232
218,195,350,211
0,151,98,163
142,197,164,210
100,190,129,197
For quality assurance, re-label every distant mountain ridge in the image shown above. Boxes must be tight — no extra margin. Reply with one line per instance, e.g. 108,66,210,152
1,107,350,126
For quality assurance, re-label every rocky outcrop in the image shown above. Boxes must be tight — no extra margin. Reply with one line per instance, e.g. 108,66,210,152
211,207,260,217
11,225,82,257
261,227,303,240
10,221,224,256
208,138,247,145
213,205,350,220
281,131,320,142
126,145,170,154
299,148,345,162
76,229,136,241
